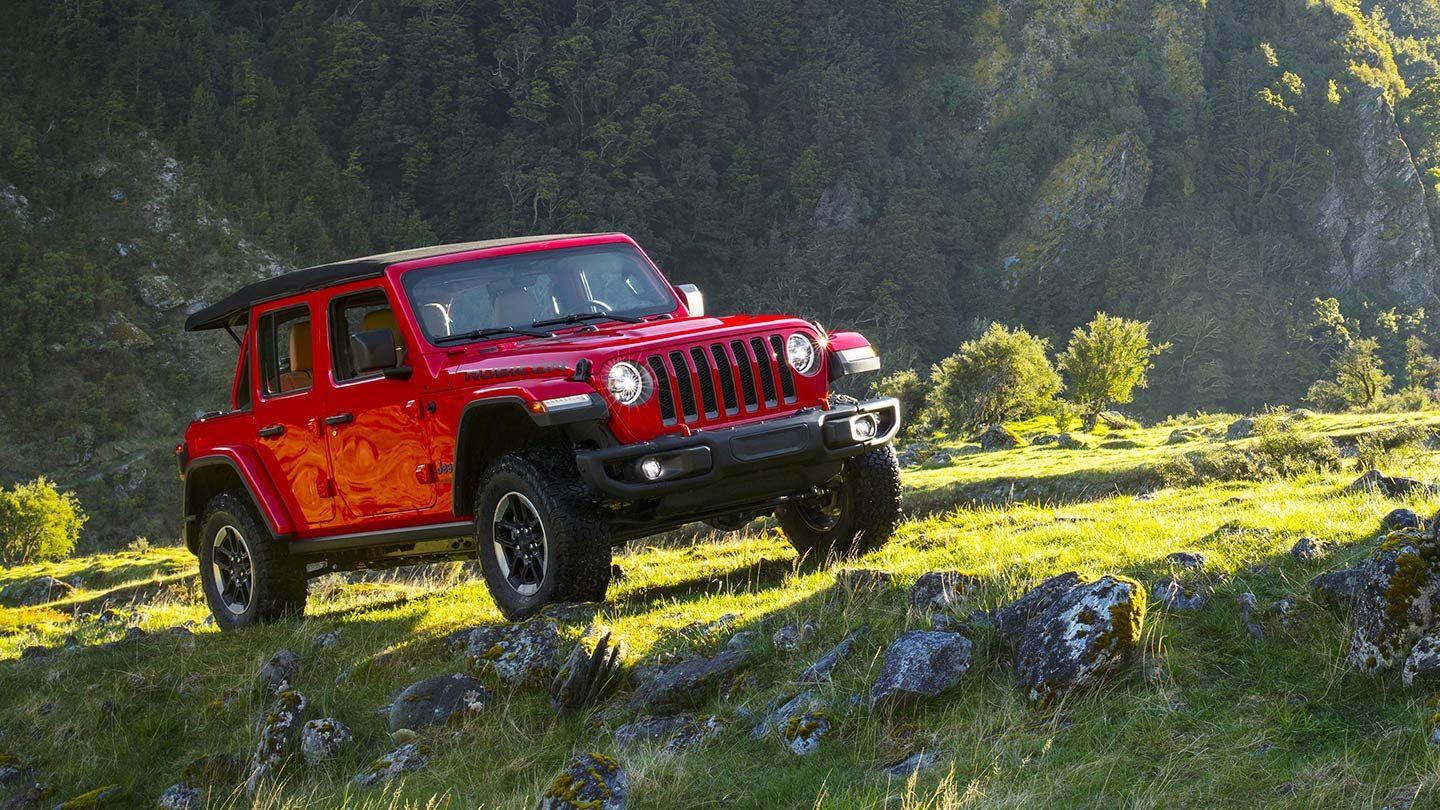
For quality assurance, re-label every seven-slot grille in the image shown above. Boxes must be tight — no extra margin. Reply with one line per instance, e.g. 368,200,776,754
643,334,802,425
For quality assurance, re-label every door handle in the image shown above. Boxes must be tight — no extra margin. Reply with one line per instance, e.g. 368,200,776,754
258,425,285,438
324,412,355,426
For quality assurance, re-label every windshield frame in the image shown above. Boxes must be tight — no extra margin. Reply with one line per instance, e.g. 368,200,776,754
394,238,684,349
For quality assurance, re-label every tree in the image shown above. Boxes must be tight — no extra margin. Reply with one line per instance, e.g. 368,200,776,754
1058,313,1169,430
0,477,86,566
872,369,929,439
926,324,1061,434
1306,337,1391,410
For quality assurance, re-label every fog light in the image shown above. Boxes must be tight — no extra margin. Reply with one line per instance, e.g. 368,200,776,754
639,457,665,481
852,414,878,441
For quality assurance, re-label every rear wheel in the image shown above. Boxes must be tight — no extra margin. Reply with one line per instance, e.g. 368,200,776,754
475,450,612,620
198,491,307,630
777,444,902,563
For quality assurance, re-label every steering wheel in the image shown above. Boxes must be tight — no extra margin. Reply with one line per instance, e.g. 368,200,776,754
584,299,614,313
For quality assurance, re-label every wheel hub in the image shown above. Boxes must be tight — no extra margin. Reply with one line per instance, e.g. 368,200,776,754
492,492,548,597
212,525,255,615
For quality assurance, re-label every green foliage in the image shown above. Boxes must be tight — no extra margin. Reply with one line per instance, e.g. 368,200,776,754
0,477,85,566
1356,423,1434,469
1307,337,1392,410
872,369,928,439
926,323,1061,434
1058,313,1168,429
1156,413,1340,485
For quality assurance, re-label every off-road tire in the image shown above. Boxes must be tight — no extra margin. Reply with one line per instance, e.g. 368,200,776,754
777,444,903,563
475,449,612,620
198,490,307,631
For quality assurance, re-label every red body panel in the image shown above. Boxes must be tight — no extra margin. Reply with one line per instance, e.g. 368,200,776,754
182,233,873,544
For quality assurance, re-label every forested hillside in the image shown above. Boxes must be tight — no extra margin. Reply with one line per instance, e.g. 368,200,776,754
6,0,1440,545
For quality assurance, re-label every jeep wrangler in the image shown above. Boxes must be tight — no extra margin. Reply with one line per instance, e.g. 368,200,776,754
178,233,901,628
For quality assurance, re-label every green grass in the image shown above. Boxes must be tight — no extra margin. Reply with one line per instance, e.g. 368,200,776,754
5,412,1440,807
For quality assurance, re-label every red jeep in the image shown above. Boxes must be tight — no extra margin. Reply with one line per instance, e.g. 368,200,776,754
178,233,901,628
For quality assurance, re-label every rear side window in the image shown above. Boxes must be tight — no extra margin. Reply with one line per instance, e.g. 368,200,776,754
330,289,406,381
256,306,313,397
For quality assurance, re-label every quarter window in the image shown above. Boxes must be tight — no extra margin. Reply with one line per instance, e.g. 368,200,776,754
257,306,313,397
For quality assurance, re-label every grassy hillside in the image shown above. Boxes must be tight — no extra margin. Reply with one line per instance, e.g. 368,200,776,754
5,413,1440,807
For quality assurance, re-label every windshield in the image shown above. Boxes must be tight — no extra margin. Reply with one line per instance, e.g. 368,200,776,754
401,243,678,342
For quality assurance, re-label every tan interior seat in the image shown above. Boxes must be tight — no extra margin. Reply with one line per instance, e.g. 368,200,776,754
360,308,405,365
493,288,538,326
277,320,312,393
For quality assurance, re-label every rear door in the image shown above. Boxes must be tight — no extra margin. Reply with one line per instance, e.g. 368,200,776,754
321,284,437,519
250,299,335,527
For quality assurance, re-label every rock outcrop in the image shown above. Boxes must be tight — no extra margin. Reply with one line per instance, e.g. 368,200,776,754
538,752,628,810
1348,530,1440,673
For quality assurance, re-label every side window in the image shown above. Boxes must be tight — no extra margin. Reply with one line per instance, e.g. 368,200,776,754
330,289,406,382
257,306,313,397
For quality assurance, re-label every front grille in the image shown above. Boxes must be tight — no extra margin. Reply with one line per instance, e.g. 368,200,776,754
646,334,798,426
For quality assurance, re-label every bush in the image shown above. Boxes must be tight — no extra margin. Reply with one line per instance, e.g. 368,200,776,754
1355,424,1434,470
0,477,86,566
927,323,1062,434
1155,416,1340,485
872,369,929,439
1366,387,1434,414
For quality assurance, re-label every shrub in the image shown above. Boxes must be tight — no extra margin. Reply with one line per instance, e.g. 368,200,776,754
0,477,86,566
1306,337,1390,410
1367,387,1434,414
872,369,928,438
1156,416,1340,485
927,323,1062,434
1355,424,1433,470
1057,313,1169,429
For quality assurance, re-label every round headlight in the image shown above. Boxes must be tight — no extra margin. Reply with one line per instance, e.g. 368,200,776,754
786,334,820,376
606,361,650,406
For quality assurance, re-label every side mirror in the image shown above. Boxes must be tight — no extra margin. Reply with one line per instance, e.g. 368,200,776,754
351,329,399,374
677,284,704,317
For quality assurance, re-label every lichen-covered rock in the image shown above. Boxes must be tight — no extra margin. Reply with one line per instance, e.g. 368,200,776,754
353,743,430,788
467,620,561,684
258,650,300,694
908,572,979,611
0,576,75,608
1403,629,1440,686
869,631,972,709
1291,537,1334,563
537,752,627,810
975,425,1023,450
1348,530,1440,673
300,718,354,765
799,627,865,683
0,753,26,786
1055,433,1087,450
550,624,626,715
752,691,831,755
53,785,120,808
628,649,749,714
1153,577,1206,611
1311,568,1364,608
1164,551,1206,570
771,622,815,653
1384,508,1422,532
1347,469,1434,497
995,572,1085,649
311,631,340,651
614,714,722,754
1010,575,1147,702
155,783,202,810
245,688,307,796
388,674,490,733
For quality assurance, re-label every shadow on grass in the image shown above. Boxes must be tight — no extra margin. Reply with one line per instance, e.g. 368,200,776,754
904,464,1162,519
614,554,799,607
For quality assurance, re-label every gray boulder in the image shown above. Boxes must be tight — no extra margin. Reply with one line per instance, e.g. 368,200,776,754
772,621,816,653
1404,629,1440,686
1153,577,1206,611
1347,469,1434,497
976,425,1022,450
1311,568,1364,607
156,783,203,810
389,674,490,733
537,752,627,810
614,714,723,754
1383,508,1422,532
1006,575,1147,702
628,649,750,714
550,624,626,715
1348,530,1440,673
300,719,353,765
467,620,561,684
1226,418,1254,440
995,572,1085,647
799,627,865,683
1290,537,1333,563
245,688,307,796
1055,433,1087,450
312,631,340,651
908,572,979,611
258,650,300,694
0,576,75,608
870,631,972,709
353,743,430,788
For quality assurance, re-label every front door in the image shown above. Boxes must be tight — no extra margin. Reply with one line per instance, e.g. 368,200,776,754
322,286,437,518
251,302,334,527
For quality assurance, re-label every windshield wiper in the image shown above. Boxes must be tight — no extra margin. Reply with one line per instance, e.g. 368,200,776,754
433,325,552,345
532,311,644,329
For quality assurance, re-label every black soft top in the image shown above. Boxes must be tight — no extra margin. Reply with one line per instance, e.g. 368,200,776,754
184,233,595,332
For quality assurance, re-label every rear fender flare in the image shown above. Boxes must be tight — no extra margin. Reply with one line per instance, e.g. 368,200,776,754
182,449,296,553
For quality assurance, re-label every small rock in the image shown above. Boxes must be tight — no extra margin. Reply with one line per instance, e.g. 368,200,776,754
1289,537,1332,563
353,743,430,788
0,754,27,786
1347,469,1435,497
882,751,939,779
245,688,308,795
388,674,490,733
752,692,831,755
258,650,300,694
550,624,626,715
1310,568,1363,607
772,622,810,653
537,752,627,810
1166,429,1198,445
799,627,865,683
1099,439,1141,449
1153,577,1206,611
908,572,979,611
312,631,340,651
1226,418,1254,440
677,614,739,648
156,783,203,810
0,576,75,608
1164,551,1206,570
725,631,758,652
870,631,972,709
975,424,1023,450
467,620,561,684
1384,508,1422,532
300,719,354,765
51,785,120,808
1055,433,1087,450
1238,592,1264,640
1403,629,1440,686
628,649,750,714
614,714,722,754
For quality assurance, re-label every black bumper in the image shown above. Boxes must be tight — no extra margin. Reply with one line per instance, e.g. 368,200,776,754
575,397,901,500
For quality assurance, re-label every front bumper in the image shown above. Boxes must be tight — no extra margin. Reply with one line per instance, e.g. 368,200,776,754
576,397,901,500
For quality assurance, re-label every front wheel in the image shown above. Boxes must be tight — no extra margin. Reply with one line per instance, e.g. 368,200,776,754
777,444,902,563
475,450,613,621
198,491,307,630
